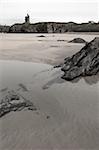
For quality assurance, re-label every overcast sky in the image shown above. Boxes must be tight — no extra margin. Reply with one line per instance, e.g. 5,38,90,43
0,0,99,25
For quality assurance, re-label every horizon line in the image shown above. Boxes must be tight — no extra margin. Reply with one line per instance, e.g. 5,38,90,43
0,20,99,26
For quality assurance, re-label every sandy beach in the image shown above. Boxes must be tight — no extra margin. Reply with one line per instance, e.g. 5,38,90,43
0,33,99,150
0,33,99,65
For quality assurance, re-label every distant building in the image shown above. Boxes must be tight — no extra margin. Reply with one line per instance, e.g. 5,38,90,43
25,14,30,24
88,21,95,24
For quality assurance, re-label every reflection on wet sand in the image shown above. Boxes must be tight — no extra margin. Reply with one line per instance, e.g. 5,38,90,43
0,33,99,149
0,60,99,149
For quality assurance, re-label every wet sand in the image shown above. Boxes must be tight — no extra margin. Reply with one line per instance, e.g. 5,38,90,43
0,33,99,65
0,33,99,150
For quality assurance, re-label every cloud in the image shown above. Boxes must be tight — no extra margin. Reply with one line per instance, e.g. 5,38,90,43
0,0,98,25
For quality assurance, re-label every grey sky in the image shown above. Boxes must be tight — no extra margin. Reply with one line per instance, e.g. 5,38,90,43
0,0,99,25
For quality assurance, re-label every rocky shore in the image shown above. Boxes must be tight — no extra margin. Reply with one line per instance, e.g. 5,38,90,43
0,22,99,33
61,37,99,80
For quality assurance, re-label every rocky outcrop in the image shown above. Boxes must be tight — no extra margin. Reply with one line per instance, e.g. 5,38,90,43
61,37,99,80
0,25,10,32
0,90,37,117
9,23,48,33
69,38,87,43
1,22,99,33
37,35,45,37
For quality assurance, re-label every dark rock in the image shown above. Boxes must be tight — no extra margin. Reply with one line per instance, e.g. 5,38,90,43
0,91,37,118
57,40,66,42
0,25,10,33
46,115,50,119
37,35,45,37
9,23,48,33
69,38,87,43
61,37,99,81
54,64,62,68
1,21,99,33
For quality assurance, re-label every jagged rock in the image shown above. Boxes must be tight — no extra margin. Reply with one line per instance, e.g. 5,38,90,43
69,38,87,43
0,91,37,117
61,37,99,81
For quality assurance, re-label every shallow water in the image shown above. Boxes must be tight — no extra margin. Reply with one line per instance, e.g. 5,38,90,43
0,60,99,150
0,33,99,65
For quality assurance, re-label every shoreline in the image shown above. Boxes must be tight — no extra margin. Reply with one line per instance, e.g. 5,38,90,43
0,33,99,149
1,33,99,65
1,32,99,35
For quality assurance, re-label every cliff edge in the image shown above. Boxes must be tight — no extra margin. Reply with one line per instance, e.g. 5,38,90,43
0,22,99,33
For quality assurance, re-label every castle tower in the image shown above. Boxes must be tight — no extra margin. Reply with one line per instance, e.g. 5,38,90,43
25,14,30,24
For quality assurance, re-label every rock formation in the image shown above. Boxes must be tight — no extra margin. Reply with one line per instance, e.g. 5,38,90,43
1,21,99,33
0,90,37,117
69,38,87,43
0,25,10,33
61,37,99,81
37,35,45,37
